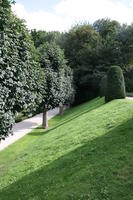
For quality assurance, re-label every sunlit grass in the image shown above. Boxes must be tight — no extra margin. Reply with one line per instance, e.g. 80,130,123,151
0,97,133,200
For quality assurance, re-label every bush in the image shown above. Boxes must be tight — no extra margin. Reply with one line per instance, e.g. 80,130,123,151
105,66,126,102
100,75,107,97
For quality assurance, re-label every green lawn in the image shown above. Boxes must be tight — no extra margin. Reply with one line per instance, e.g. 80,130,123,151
0,97,133,200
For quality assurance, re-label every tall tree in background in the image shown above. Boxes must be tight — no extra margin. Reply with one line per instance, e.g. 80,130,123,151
63,20,133,104
94,19,133,93
31,29,62,48
63,24,102,104
93,18,121,66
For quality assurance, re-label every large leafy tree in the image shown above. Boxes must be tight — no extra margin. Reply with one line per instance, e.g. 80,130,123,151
0,0,18,139
94,19,133,93
93,19,121,66
63,24,102,104
0,0,44,140
38,42,74,128
63,20,133,104
58,66,75,115
117,24,133,67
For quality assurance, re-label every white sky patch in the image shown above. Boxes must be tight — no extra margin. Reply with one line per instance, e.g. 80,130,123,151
12,0,133,32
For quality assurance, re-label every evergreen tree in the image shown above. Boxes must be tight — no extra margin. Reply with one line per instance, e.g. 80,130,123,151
105,66,126,103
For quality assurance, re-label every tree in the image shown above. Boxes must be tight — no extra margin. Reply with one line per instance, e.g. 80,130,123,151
0,0,18,139
31,29,62,48
105,66,126,103
63,20,133,104
93,18,121,67
0,0,44,140
38,42,73,128
117,24,133,67
63,23,102,104
58,66,75,115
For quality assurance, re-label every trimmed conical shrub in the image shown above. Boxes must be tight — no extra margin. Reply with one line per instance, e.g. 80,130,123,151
105,66,126,103
100,75,107,97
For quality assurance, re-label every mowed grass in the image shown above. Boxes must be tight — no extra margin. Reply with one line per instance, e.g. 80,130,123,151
0,97,133,200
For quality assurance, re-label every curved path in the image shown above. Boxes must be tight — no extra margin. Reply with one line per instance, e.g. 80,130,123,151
126,97,133,100
0,108,59,151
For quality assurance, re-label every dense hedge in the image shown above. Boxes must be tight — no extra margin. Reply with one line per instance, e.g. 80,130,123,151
105,66,126,103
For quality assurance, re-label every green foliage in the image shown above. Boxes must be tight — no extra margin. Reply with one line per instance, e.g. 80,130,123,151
31,29,62,48
64,24,101,104
38,42,74,110
31,20,133,105
0,1,45,140
93,18,121,39
0,98,133,199
105,66,126,102
62,20,133,104
100,75,107,97
58,66,75,106
0,0,11,31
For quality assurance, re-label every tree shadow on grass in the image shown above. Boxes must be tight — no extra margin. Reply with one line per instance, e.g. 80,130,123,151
29,98,104,136
0,119,133,200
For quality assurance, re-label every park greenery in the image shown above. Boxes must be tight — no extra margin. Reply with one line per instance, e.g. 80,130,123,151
0,0,133,199
0,0,133,140
0,0,74,138
105,66,126,102
0,98,133,199
38,42,74,128
31,20,133,105
0,0,45,139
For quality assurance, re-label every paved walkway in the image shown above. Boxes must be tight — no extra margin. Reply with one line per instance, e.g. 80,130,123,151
0,108,59,151
126,97,133,100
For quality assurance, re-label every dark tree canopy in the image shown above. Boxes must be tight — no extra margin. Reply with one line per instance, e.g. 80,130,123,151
63,24,102,104
61,20,133,104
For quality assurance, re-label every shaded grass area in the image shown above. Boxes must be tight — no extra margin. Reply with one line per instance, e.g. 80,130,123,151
0,97,133,200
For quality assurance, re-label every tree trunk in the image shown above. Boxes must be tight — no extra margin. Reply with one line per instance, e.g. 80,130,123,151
1,32,4,40
42,108,48,129
59,105,64,115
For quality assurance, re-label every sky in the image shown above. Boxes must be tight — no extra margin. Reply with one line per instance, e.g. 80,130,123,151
12,0,133,32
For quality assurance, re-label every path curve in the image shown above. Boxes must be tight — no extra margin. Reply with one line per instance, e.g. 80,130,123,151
126,97,133,100
0,108,59,151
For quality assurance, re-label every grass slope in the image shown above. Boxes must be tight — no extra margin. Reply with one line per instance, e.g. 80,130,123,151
0,98,133,200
